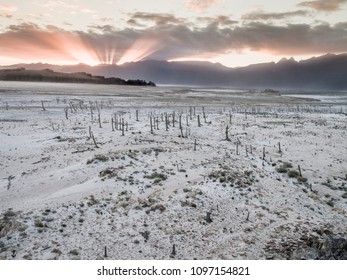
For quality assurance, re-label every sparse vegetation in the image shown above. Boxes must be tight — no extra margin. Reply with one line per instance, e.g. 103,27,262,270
297,176,308,183
276,166,288,173
144,172,167,183
34,219,45,228
99,168,118,179
87,195,99,206
87,154,108,164
288,170,300,178
69,249,79,256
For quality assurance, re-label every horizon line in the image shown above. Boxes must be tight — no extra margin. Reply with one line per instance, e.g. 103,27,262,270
0,52,344,69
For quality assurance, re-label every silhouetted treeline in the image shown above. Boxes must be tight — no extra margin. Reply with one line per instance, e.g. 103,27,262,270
126,79,156,86
0,68,156,87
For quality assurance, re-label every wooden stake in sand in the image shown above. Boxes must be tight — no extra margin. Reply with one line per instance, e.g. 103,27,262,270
41,101,46,111
115,114,119,130
64,107,69,119
179,114,184,138
98,111,102,128
225,126,231,141
165,113,169,131
70,101,76,113
150,116,153,134
90,106,93,120
170,244,176,258
91,132,98,148
205,212,212,223
203,107,207,123
88,126,92,138
7,175,14,190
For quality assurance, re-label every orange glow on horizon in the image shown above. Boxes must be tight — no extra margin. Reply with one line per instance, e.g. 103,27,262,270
117,37,162,65
168,53,215,63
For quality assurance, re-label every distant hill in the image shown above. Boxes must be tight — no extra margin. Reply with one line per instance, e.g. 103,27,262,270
1,53,347,90
0,68,156,86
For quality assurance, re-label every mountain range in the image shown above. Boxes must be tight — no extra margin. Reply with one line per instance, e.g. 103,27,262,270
1,53,347,90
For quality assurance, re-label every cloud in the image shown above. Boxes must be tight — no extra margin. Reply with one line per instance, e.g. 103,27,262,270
214,15,238,26
81,8,96,14
88,24,115,33
127,18,145,27
298,0,347,12
0,4,17,18
0,5,17,12
40,0,77,9
1,19,347,65
99,17,114,22
63,21,72,26
335,22,347,29
127,12,237,29
198,15,238,26
224,22,347,55
0,23,100,64
128,12,185,26
242,10,311,21
185,0,220,12
0,13,13,19
127,20,347,59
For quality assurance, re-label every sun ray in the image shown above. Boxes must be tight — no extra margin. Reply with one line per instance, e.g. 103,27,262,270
110,47,116,64
56,32,101,65
117,37,162,65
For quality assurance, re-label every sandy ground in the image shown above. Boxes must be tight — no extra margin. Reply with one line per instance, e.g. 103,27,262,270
0,85,346,259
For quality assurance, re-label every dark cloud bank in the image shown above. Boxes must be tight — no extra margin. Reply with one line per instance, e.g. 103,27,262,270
298,0,347,12
1,14,347,63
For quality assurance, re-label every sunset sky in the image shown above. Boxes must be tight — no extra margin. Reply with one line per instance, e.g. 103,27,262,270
0,0,347,67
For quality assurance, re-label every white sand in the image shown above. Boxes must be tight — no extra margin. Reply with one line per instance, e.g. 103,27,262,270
0,86,346,259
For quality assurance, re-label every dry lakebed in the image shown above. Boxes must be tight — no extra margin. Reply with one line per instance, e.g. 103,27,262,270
0,83,346,260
